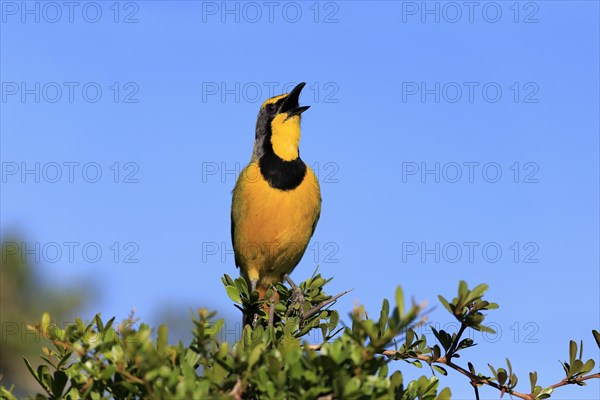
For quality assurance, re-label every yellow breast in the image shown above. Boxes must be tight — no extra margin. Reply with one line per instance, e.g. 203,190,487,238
231,162,321,288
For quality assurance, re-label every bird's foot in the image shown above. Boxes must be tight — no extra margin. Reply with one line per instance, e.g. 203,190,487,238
284,274,305,320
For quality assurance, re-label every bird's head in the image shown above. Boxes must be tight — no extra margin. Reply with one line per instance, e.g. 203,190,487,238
253,82,310,162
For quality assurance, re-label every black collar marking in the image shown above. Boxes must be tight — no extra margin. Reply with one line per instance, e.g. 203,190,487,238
259,120,307,191
259,151,307,191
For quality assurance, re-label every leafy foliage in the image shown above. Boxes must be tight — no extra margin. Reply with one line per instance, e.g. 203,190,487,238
0,238,90,395
1,275,598,400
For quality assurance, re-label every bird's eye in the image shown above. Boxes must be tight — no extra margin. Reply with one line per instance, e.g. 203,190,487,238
265,104,277,114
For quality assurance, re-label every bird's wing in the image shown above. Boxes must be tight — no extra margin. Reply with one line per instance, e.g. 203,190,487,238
310,197,322,237
230,182,243,269
230,211,240,269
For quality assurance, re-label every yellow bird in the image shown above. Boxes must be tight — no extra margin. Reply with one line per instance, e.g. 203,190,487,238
231,82,321,300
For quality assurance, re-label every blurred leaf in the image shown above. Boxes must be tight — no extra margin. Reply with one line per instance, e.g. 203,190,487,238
395,287,404,316
157,324,168,353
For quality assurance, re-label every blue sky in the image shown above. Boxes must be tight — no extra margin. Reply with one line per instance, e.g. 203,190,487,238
1,1,599,398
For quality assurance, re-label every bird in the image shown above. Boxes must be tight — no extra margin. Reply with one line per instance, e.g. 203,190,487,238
231,82,321,305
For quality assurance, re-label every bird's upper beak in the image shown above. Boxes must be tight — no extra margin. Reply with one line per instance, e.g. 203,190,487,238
280,82,310,119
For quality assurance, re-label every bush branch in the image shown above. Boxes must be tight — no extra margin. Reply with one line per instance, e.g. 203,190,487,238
303,344,599,400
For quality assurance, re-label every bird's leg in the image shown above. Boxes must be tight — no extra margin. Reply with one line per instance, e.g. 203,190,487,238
241,279,261,327
284,274,305,320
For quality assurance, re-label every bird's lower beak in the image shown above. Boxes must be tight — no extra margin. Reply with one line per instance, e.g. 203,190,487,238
280,82,311,120
285,105,310,120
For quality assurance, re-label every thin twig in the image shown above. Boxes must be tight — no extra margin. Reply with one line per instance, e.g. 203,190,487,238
284,274,305,319
284,275,299,291
230,377,244,400
304,289,354,320
410,355,597,400
470,379,481,400
445,322,468,358
549,373,600,389
305,344,600,400
444,360,530,399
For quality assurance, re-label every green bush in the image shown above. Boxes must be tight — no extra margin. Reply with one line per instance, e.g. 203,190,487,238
1,274,598,399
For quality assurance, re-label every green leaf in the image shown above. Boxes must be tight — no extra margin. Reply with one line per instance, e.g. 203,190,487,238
468,362,476,375
431,328,451,351
592,330,600,348
41,313,51,330
51,371,68,398
225,285,242,304
104,317,116,333
379,299,389,336
432,365,447,376
529,371,538,392
497,368,507,386
157,324,168,353
344,377,360,395
458,281,468,300
24,357,44,389
56,351,73,370
474,324,496,335
488,364,497,379
329,310,339,331
248,343,265,368
37,365,52,393
570,359,583,376
234,278,249,297
510,373,519,388
581,359,595,375
506,358,513,376
395,286,405,316
561,361,570,376
94,314,104,332
536,387,553,400
438,295,453,314
457,338,474,350
0,387,17,400
432,344,441,360
569,340,577,367
243,324,252,346
309,265,320,280
390,371,403,388
101,364,116,381
437,387,452,400
223,274,235,285
466,283,488,303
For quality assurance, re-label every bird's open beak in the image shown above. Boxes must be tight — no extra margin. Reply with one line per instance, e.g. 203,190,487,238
280,82,310,120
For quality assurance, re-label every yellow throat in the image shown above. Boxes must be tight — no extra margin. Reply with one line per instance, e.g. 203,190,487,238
270,113,301,161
